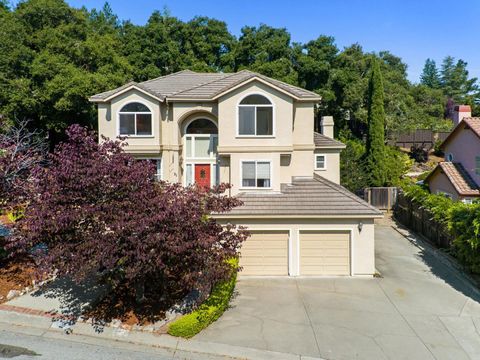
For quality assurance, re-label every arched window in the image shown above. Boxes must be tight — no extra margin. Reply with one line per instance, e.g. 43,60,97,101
238,94,273,136
186,118,218,134
119,102,152,136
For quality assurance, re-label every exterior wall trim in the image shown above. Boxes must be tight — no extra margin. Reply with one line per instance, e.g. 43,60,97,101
217,146,293,153
213,214,383,219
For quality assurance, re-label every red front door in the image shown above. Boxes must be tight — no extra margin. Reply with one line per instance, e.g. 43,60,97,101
194,164,211,188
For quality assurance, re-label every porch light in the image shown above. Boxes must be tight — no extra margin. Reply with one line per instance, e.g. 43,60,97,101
358,221,363,232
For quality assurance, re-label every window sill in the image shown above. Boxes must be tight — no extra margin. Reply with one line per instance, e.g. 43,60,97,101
118,135,155,138
239,187,273,190
235,135,275,139
315,168,327,171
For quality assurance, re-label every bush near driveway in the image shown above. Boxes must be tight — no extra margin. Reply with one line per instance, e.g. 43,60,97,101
168,258,238,338
8,125,248,323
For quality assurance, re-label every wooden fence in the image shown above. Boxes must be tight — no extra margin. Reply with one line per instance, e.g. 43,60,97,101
394,191,453,248
363,187,398,210
389,129,450,150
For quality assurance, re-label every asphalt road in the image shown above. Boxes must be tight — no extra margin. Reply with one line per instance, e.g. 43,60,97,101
0,329,228,360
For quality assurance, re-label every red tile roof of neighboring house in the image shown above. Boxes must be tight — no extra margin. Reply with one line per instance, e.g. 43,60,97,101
441,117,480,150
426,162,480,196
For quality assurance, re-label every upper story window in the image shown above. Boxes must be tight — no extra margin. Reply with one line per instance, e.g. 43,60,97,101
184,118,218,159
315,154,326,170
241,160,271,188
238,94,273,136
119,102,152,136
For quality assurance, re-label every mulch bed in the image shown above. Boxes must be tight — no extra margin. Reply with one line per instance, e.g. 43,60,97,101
0,259,36,303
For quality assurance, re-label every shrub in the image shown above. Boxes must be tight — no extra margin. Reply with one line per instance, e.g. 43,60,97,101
168,258,238,338
9,125,248,306
449,203,480,272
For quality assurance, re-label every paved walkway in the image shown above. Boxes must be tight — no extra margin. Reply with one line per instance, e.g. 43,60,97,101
197,222,480,360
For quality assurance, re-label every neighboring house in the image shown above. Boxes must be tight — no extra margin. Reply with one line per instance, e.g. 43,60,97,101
90,70,382,277
426,113,480,203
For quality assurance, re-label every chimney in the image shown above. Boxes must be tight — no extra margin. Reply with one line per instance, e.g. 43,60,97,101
453,105,471,125
320,116,334,138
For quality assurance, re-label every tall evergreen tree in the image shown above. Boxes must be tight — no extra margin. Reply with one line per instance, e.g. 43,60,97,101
365,59,386,187
420,58,440,88
440,56,479,102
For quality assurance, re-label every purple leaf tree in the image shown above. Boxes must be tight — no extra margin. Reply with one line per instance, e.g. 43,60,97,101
10,125,247,309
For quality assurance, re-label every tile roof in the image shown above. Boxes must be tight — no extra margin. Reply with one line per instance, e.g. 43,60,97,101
89,70,321,102
222,175,383,217
434,162,480,196
314,132,346,148
440,117,480,150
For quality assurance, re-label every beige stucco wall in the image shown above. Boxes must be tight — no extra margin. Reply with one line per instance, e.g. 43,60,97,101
217,80,293,149
293,102,315,145
314,149,341,184
444,128,480,185
228,152,281,195
95,81,343,189
105,90,162,151
217,217,376,276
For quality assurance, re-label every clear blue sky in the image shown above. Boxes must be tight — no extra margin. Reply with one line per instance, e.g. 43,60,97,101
57,1,480,82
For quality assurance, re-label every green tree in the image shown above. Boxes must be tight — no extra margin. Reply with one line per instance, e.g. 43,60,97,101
420,58,440,88
364,59,386,187
0,0,132,140
233,24,298,84
440,56,479,103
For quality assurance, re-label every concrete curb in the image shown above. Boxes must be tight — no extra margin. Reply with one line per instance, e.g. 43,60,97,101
0,308,324,360
389,221,480,299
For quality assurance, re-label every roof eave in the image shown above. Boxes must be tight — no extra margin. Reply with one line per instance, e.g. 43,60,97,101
210,76,318,102
212,213,384,219
89,84,165,103
315,145,347,150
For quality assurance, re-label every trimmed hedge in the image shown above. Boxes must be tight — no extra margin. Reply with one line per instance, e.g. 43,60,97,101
168,258,238,338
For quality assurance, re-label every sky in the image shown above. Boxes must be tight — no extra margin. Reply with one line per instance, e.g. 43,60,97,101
51,0,480,82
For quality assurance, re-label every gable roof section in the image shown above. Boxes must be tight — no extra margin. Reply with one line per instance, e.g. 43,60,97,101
89,70,321,103
426,162,480,196
217,174,383,218
314,132,346,149
440,117,480,150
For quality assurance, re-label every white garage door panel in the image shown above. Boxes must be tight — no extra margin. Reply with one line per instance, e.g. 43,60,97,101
300,231,350,276
240,231,289,276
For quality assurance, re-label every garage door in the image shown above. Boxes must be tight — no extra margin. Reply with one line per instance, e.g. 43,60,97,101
300,231,350,276
239,231,289,276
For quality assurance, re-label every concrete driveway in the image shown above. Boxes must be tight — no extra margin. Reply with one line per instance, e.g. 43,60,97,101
196,220,480,360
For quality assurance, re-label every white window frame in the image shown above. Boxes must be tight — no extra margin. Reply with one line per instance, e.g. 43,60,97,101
141,158,162,181
462,198,474,204
240,160,272,189
184,134,218,160
314,154,327,170
236,93,275,138
117,101,154,137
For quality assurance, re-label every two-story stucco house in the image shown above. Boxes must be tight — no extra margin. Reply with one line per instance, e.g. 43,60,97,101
426,115,480,203
89,70,382,277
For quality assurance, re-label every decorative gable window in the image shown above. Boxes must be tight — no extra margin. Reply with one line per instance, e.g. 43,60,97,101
315,154,326,170
238,94,273,136
242,161,271,188
119,102,152,136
